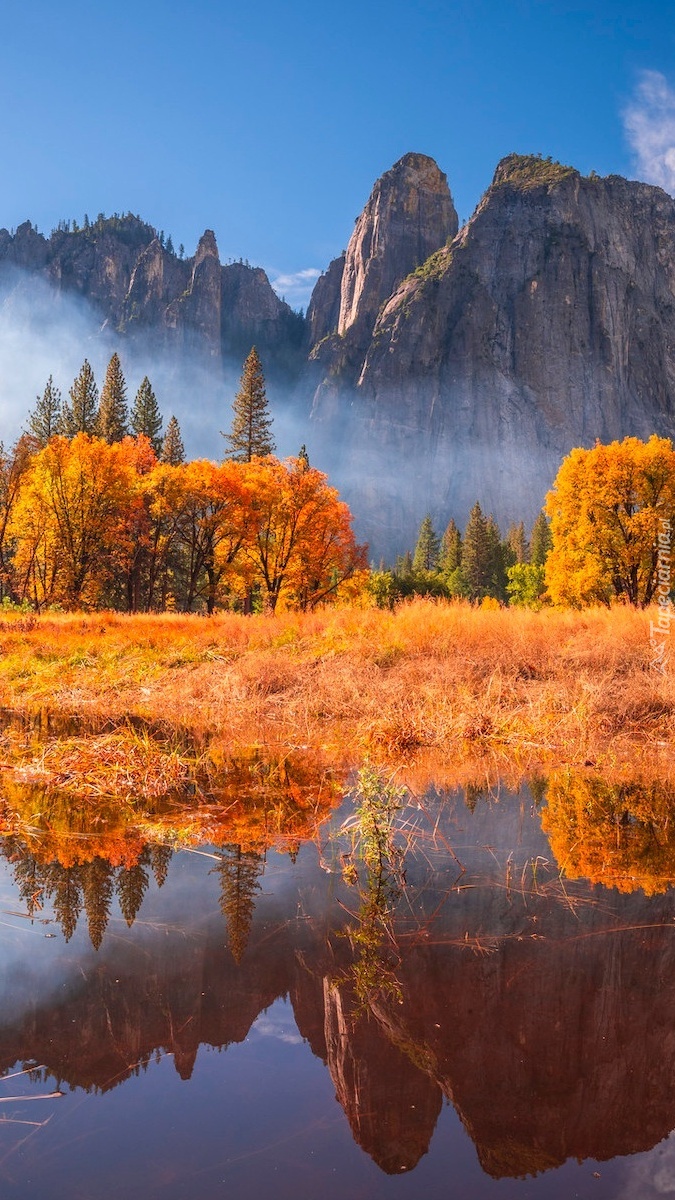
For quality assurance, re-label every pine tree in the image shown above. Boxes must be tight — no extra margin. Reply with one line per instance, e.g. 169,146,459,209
463,502,493,599
27,376,62,446
82,857,114,950
149,843,173,888
214,845,263,964
485,515,507,601
298,444,310,470
160,415,185,465
98,352,129,443
438,518,462,575
223,347,275,462
130,376,163,454
503,521,528,568
530,510,552,567
412,514,440,572
61,359,99,437
49,864,83,943
116,863,149,927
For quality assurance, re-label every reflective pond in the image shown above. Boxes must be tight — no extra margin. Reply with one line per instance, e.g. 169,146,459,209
0,767,674,1198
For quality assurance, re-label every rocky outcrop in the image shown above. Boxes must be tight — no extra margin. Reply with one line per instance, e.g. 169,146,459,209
338,153,457,348
0,214,302,380
164,229,222,356
309,153,675,556
306,252,345,347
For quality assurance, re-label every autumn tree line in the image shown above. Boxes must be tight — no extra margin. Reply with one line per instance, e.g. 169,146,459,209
0,348,365,613
373,435,675,611
1,341,673,612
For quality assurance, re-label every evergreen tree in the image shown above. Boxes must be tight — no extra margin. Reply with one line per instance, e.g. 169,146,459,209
462,502,493,599
160,415,185,465
298,444,310,470
438,518,462,575
223,347,275,462
98,352,129,443
49,864,83,943
82,857,114,950
485,515,507,601
61,359,99,437
27,376,62,446
412,514,440,573
503,521,528,568
130,376,163,454
149,843,173,888
530,510,552,567
116,862,149,927
214,845,263,964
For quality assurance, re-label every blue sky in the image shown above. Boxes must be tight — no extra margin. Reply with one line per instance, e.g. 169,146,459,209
1,0,675,308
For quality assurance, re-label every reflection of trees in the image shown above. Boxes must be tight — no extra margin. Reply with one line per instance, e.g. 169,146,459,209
116,861,150,928
213,845,264,964
1,839,168,948
542,772,675,894
0,748,342,948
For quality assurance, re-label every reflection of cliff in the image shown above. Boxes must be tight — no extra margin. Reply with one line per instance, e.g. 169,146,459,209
3,797,675,1180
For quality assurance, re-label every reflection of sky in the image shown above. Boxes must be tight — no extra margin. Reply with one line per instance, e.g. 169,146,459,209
250,999,304,1047
619,1130,675,1197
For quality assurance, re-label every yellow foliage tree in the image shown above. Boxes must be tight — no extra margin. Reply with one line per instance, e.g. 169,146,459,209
542,770,675,894
10,434,139,608
545,435,675,607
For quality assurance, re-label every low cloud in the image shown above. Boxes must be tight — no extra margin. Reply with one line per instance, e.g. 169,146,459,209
269,267,321,311
624,70,675,194
251,1005,303,1046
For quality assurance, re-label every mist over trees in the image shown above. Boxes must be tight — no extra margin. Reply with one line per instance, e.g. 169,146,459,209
9,349,675,614
371,507,551,609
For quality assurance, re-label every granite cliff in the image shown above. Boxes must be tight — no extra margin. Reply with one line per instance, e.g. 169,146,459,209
308,153,675,555
0,214,304,377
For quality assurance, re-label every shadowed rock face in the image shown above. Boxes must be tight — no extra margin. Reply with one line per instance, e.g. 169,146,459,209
308,154,675,556
0,216,303,378
3,824,675,1181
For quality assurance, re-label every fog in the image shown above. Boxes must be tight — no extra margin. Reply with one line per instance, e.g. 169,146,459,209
0,267,316,465
0,266,560,563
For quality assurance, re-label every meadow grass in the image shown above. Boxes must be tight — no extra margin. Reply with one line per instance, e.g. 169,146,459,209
0,600,669,786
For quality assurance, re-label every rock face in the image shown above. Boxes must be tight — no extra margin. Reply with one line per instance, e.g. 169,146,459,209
309,153,675,556
306,251,345,347
338,152,458,347
0,215,304,379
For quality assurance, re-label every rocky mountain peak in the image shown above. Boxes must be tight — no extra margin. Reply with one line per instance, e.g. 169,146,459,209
194,228,220,265
336,151,458,346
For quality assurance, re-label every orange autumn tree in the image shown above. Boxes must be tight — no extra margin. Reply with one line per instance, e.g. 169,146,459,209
10,434,140,609
172,459,253,613
6,436,366,613
542,771,675,895
239,455,367,612
545,435,675,607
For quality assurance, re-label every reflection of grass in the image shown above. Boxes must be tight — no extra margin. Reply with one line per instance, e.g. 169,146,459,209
338,765,408,1009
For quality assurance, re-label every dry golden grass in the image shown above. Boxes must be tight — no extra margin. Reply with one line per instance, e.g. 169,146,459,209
0,600,671,783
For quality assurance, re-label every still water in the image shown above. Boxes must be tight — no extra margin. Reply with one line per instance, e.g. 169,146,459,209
0,775,674,1199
